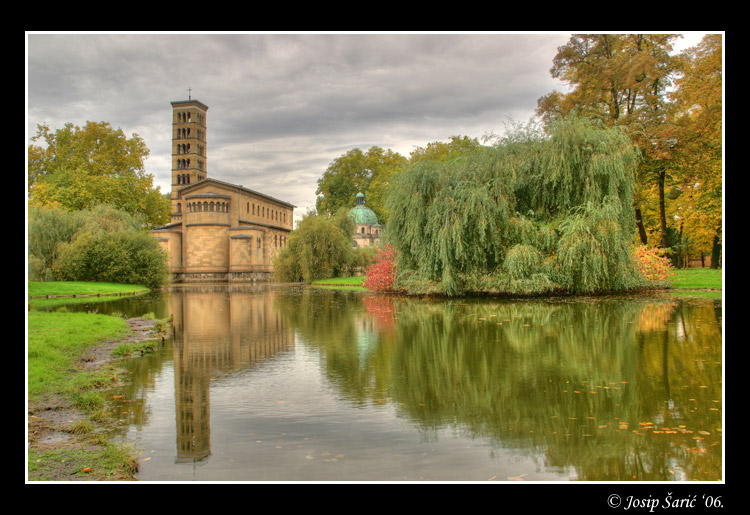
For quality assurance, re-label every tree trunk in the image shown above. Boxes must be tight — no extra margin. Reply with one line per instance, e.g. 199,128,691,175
635,207,648,245
710,226,722,269
658,170,669,250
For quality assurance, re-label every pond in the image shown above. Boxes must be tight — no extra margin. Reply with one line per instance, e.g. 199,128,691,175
60,284,723,482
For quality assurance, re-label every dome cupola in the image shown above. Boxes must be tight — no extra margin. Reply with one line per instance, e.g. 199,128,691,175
348,192,379,225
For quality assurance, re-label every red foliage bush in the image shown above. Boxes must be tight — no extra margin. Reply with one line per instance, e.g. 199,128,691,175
363,244,397,292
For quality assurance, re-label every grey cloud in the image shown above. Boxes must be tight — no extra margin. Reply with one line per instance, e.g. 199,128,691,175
27,32,573,216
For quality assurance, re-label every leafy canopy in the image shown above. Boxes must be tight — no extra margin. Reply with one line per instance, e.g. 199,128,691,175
274,209,370,283
28,121,170,227
386,116,645,296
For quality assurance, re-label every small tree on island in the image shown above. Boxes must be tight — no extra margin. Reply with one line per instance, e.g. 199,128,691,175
273,210,362,283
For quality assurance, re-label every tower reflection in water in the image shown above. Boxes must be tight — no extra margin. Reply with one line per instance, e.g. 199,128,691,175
167,284,294,462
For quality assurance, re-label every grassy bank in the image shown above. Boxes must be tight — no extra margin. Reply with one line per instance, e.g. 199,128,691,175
309,270,724,296
668,268,722,290
28,311,129,400
27,281,164,481
309,276,367,291
28,281,149,298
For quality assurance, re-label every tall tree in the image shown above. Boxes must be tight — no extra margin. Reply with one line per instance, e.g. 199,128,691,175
28,121,170,227
669,34,723,267
315,146,406,224
408,135,483,164
536,34,681,248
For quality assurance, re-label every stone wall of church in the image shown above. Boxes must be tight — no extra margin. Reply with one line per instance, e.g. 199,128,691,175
229,226,268,272
183,194,231,278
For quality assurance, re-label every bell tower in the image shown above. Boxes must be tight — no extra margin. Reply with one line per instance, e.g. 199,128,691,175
171,92,209,219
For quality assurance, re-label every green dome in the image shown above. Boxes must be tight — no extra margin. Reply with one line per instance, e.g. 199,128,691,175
348,193,380,225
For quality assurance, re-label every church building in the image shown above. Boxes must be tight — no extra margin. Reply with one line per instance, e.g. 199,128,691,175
151,97,295,282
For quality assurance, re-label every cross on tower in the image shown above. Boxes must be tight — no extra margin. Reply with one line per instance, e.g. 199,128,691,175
187,87,192,100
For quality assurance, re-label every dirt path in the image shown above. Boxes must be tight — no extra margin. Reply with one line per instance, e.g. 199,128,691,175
27,317,163,481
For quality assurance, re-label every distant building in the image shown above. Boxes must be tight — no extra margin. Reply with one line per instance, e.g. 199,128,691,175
348,192,383,248
151,97,295,282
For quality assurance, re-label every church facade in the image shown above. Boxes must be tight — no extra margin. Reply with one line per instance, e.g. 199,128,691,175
151,98,295,282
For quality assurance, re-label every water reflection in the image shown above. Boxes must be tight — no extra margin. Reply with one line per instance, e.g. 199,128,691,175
103,285,721,481
169,284,295,462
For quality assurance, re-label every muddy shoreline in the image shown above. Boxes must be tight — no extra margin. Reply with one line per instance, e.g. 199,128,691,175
27,317,162,481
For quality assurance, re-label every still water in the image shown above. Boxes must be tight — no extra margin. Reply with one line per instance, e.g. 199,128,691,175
72,284,723,482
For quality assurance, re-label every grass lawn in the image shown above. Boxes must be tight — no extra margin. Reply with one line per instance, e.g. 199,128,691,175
310,276,365,286
668,268,722,290
27,311,129,400
28,281,149,298
309,276,368,291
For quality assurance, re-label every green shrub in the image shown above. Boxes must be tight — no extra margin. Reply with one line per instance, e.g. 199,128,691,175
29,204,166,287
55,230,167,289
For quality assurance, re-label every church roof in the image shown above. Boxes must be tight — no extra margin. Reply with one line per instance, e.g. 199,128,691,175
348,192,380,225
177,177,296,208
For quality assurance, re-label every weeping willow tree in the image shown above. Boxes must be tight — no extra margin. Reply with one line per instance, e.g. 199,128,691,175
386,146,516,295
386,116,645,296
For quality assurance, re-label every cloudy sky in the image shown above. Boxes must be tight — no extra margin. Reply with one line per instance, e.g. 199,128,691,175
26,32,708,221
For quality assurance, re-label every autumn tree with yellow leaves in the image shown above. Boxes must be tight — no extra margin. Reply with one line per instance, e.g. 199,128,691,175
536,34,722,268
28,121,170,227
